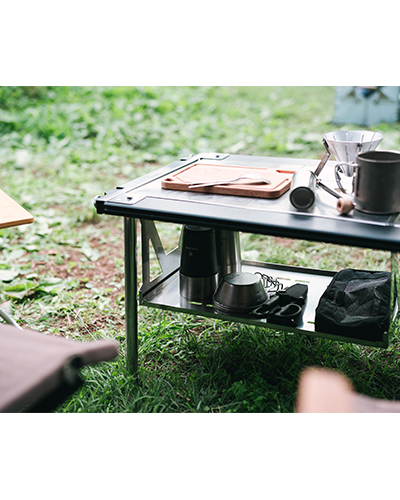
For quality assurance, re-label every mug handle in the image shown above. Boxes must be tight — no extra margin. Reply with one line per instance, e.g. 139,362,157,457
335,162,355,193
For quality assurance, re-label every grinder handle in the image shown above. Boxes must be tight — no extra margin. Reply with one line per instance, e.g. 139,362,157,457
337,197,355,215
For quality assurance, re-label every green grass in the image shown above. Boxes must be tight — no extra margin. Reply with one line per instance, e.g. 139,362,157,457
57,310,400,413
1,86,400,413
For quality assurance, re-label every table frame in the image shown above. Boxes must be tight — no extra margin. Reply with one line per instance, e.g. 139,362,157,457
95,153,400,373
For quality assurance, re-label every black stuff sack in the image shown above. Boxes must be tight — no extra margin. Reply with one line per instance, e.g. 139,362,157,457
315,269,393,342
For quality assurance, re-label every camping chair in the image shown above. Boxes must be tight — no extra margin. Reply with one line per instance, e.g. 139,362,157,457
0,323,119,412
296,366,400,413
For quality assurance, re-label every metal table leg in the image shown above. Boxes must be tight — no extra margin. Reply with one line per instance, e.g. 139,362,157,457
124,217,138,374
391,252,400,340
0,307,22,329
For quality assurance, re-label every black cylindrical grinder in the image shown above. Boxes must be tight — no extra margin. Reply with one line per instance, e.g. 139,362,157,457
179,225,219,303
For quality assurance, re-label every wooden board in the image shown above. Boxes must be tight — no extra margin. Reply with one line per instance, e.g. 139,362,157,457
0,189,34,229
161,163,295,199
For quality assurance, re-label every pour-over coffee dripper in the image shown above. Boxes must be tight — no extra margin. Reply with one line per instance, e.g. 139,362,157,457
323,130,383,190
324,130,383,164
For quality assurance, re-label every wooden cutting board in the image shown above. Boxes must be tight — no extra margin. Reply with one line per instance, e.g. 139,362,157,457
0,189,34,229
161,163,295,199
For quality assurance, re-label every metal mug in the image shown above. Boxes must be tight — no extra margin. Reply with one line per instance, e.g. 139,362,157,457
336,150,400,214
334,161,358,193
215,229,241,277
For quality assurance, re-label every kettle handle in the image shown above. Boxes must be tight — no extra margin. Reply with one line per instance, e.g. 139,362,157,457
335,162,356,194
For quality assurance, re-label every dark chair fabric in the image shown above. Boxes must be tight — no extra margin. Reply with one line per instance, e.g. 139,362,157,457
0,324,119,412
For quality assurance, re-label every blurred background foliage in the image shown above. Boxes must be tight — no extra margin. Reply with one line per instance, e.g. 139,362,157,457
0,86,336,163
0,85,341,223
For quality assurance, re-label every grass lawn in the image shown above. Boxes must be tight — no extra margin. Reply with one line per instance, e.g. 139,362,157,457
1,86,400,412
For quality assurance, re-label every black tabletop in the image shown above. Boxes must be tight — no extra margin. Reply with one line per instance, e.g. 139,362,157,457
95,153,400,252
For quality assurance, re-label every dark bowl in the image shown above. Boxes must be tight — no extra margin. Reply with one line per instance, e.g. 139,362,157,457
213,272,267,314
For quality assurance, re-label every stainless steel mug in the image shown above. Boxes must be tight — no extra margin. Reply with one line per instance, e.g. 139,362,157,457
216,229,241,278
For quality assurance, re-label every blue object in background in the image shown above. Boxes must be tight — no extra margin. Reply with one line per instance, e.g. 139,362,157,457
333,86,400,126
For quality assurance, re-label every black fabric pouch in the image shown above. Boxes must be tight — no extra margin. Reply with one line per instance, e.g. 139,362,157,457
315,269,393,341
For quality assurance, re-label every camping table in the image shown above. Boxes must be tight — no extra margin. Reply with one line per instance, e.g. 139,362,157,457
0,189,34,327
94,153,400,374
